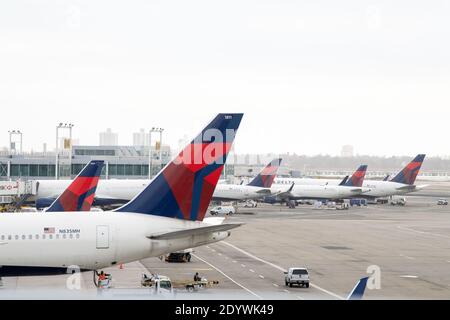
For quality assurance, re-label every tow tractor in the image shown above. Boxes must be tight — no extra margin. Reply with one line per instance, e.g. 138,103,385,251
141,274,219,293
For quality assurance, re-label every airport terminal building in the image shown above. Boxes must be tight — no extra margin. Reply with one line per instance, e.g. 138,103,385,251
1,146,450,182
0,145,240,181
0,145,174,180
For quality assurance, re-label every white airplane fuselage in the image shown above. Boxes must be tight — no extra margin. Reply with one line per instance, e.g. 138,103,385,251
34,180,267,204
273,178,424,198
271,184,367,200
0,212,229,271
213,184,269,201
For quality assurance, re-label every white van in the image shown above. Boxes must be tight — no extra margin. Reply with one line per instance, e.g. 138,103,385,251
210,206,236,216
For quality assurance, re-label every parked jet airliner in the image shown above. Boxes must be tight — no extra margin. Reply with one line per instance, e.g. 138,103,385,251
274,155,427,199
35,159,283,208
0,113,243,278
265,165,370,203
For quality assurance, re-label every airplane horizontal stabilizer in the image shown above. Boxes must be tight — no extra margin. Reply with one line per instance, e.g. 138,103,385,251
147,223,243,240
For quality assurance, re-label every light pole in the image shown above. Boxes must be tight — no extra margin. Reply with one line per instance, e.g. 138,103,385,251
8,130,23,156
55,123,74,179
148,127,164,179
159,128,164,171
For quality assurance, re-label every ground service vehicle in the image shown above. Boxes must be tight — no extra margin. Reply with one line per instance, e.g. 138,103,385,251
141,274,174,294
285,268,310,288
350,199,367,206
210,206,236,215
390,197,406,206
141,274,218,292
336,203,350,210
437,199,448,205
243,200,258,208
165,249,193,263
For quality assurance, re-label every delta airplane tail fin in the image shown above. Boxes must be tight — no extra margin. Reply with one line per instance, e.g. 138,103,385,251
247,158,282,188
344,165,368,187
116,114,243,221
390,154,426,185
347,277,369,300
46,160,104,212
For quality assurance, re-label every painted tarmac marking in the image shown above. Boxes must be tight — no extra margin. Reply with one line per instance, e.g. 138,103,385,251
221,241,344,300
400,275,419,279
397,226,450,239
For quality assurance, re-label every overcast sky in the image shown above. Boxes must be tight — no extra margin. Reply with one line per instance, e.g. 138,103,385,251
1,0,449,157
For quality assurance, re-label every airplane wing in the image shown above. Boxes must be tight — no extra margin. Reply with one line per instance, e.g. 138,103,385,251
349,187,371,194
255,188,272,194
146,223,243,240
272,183,295,199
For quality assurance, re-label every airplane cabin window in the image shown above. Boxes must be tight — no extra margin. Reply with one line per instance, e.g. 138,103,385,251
42,235,46,240
35,235,39,239
15,235,19,240
63,234,67,239
28,235,32,240
76,234,80,239
22,235,25,240
69,234,73,239
8,235,12,240
49,235,53,240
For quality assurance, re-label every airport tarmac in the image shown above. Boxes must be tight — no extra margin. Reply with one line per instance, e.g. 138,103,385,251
1,195,449,300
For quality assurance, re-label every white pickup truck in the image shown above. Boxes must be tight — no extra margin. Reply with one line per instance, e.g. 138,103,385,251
285,267,310,288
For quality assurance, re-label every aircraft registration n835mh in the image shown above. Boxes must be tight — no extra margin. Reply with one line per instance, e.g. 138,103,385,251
0,113,243,277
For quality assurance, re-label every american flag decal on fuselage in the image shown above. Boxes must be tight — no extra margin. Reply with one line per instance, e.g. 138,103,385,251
44,227,55,234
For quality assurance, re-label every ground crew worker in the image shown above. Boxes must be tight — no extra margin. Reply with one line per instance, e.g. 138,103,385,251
194,272,201,282
98,271,106,282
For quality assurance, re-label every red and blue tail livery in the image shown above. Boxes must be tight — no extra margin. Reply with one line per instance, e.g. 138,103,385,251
344,165,368,187
390,154,426,185
46,160,104,212
116,114,243,221
247,158,283,188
